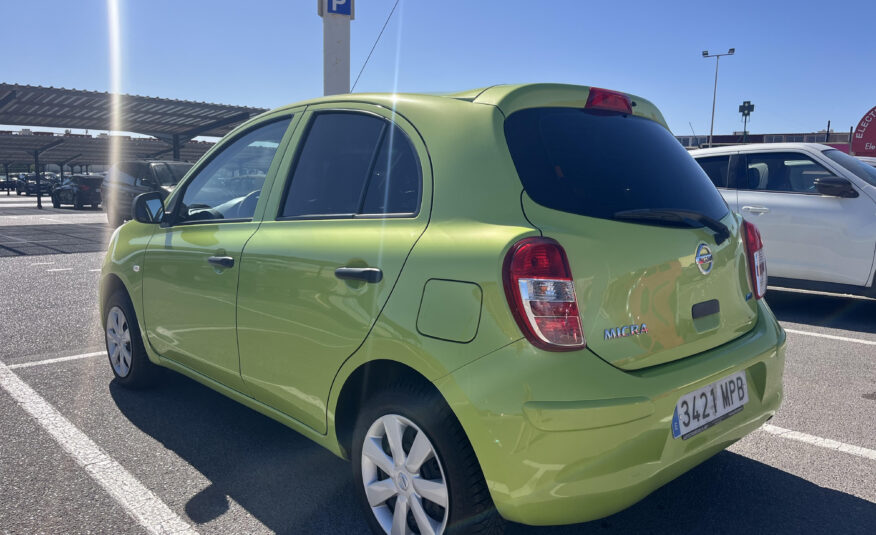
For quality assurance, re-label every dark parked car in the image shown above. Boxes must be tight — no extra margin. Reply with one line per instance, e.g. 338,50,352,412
15,173,53,196
51,175,103,209
102,161,192,226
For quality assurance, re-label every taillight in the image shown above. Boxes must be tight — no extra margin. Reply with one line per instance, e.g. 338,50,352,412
743,221,767,299
503,237,585,351
80,185,90,191
585,87,633,114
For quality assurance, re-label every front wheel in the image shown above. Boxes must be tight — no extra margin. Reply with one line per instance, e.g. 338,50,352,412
352,385,503,535
51,195,61,208
104,290,159,388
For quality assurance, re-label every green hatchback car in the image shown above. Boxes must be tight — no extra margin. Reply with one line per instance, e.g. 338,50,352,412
100,83,785,534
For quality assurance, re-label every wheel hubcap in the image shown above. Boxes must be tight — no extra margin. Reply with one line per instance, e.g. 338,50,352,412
361,414,449,535
105,306,132,377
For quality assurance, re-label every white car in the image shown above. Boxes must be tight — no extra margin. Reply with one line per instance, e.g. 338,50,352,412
690,143,876,297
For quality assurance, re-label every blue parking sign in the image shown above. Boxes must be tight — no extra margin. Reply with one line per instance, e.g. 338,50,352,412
327,0,352,15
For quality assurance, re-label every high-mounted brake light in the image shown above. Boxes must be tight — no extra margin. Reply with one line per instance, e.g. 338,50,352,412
585,87,633,114
743,221,767,299
503,237,585,351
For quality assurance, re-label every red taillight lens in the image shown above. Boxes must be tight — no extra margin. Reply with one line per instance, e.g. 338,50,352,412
503,237,585,351
585,87,633,114
79,185,90,191
743,220,767,299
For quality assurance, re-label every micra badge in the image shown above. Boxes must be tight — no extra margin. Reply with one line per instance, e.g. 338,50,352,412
604,324,648,340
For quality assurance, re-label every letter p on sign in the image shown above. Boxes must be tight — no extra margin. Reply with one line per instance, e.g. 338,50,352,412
328,0,352,15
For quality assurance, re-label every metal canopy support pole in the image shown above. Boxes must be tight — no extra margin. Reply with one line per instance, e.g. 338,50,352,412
319,0,354,95
4,163,9,195
34,150,43,209
172,134,180,161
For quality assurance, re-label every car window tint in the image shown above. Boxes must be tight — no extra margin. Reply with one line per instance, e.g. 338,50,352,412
741,152,836,193
695,156,730,188
179,117,291,223
167,162,193,183
822,149,876,187
361,124,421,214
152,164,175,186
282,113,385,217
504,108,729,221
114,163,136,185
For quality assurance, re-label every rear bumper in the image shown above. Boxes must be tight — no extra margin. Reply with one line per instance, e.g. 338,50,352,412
434,300,785,525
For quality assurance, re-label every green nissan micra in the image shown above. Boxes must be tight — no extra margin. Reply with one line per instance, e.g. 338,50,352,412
100,84,785,534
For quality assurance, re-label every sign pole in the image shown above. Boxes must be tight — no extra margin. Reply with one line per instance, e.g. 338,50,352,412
319,0,355,95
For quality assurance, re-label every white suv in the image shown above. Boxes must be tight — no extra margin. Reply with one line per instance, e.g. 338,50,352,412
691,143,876,297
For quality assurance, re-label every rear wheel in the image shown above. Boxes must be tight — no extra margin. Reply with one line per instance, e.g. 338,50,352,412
73,194,83,210
51,194,61,208
104,290,159,388
352,385,503,535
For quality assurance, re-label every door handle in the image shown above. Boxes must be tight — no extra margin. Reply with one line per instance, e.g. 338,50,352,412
742,205,770,214
335,267,383,283
207,256,235,269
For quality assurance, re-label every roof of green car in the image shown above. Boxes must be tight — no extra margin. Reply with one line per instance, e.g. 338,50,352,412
265,83,669,129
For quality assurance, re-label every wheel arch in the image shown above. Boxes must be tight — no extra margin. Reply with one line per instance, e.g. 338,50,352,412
100,273,128,327
332,359,443,460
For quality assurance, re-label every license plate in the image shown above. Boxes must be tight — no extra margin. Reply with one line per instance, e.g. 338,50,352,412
672,371,747,439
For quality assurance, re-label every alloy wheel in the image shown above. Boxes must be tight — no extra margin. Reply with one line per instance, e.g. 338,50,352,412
361,414,449,535
106,306,132,377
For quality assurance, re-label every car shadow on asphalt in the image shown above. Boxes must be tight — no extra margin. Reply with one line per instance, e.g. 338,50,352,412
766,289,876,335
110,371,876,535
0,222,111,257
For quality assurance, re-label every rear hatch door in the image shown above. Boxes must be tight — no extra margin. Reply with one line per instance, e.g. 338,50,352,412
505,105,758,370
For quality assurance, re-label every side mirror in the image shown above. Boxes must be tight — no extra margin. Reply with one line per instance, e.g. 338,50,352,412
814,177,858,198
132,192,165,223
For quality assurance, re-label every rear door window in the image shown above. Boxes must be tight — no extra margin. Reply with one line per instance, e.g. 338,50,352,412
280,112,421,218
504,108,728,221
695,155,731,188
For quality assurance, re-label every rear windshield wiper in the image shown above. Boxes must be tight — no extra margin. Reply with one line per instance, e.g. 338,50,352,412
613,208,730,245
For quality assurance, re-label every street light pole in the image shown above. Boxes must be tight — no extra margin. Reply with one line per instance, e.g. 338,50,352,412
702,48,735,148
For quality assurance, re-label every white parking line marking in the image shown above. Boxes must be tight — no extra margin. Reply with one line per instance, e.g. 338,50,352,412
762,424,876,461
0,361,198,535
30,261,55,266
7,351,105,370
46,268,73,272
90,268,102,272
784,328,876,346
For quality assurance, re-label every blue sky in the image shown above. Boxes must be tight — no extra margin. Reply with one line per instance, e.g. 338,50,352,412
3,0,875,137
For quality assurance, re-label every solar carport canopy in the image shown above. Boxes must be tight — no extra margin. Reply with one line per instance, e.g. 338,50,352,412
0,84,268,138
0,132,214,167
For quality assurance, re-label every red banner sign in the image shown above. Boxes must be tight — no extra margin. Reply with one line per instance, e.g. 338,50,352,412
852,105,876,156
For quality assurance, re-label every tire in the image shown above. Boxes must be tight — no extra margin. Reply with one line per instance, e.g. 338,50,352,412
92,203,99,209
352,384,503,535
16,190,21,195
51,195,61,208
104,290,159,388
73,194,83,210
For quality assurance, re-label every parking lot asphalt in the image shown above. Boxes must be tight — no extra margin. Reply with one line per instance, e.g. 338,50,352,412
0,196,874,534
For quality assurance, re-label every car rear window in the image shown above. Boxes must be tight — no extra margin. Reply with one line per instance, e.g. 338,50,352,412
504,108,729,221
